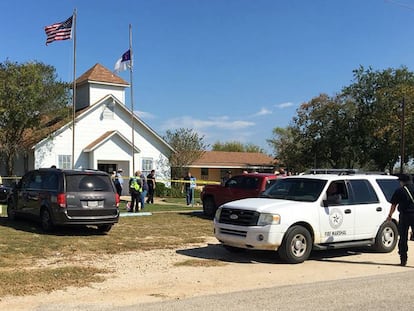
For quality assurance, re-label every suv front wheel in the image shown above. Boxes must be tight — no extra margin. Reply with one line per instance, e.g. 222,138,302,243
278,225,312,264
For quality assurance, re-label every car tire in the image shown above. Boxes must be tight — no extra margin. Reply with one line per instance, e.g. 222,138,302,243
203,196,216,218
7,201,17,221
97,224,113,233
40,208,54,232
278,225,312,264
373,221,398,253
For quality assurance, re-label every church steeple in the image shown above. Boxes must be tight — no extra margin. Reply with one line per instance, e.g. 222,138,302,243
75,63,130,111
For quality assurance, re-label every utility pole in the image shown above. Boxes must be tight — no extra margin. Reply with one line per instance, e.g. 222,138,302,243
400,97,405,174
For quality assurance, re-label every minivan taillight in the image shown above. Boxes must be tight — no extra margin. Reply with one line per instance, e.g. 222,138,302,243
57,193,66,208
115,193,120,207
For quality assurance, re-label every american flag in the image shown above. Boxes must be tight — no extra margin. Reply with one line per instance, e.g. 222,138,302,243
44,15,73,45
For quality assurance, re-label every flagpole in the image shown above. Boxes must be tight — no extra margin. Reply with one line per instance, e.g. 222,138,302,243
129,24,135,173
71,8,77,169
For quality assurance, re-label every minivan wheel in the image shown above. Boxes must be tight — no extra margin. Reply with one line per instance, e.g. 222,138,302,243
40,208,54,232
7,201,17,220
97,224,113,233
278,225,312,264
373,221,398,253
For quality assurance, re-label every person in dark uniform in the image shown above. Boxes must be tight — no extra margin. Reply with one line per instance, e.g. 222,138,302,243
387,174,414,266
146,170,156,204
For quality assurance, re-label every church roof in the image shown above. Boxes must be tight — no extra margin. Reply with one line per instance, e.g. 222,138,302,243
190,151,274,168
83,130,141,153
76,63,129,86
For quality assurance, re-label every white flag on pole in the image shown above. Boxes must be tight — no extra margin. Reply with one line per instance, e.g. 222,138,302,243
114,49,131,73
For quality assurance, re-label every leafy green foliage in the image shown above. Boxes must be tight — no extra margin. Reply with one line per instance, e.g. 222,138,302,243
154,181,167,197
268,66,414,173
342,66,414,171
163,128,209,178
0,60,70,174
212,141,265,153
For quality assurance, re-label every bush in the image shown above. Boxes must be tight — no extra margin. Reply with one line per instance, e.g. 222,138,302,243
170,183,184,198
154,182,166,197
154,182,202,199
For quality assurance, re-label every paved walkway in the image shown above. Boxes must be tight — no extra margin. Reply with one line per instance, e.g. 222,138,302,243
120,196,198,206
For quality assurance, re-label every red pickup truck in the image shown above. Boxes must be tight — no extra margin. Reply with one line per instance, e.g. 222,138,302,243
200,173,278,217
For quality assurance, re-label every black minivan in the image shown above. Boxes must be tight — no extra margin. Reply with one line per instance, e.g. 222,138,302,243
7,168,120,233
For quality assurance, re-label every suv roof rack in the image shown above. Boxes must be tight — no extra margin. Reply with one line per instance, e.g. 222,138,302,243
306,168,388,176
306,168,359,175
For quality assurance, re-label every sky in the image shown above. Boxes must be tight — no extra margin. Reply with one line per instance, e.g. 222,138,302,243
2,0,414,154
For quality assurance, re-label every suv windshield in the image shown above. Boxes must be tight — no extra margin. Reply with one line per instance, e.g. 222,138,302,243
261,178,327,202
65,174,112,192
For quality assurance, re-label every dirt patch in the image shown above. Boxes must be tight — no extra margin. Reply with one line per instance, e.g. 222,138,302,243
0,238,410,310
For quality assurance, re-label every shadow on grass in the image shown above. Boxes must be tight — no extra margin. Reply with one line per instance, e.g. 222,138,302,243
0,215,109,236
178,210,212,220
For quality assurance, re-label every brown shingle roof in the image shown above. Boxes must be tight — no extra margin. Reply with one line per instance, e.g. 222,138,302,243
83,130,140,153
83,131,116,151
76,63,129,86
191,151,274,168
22,110,72,149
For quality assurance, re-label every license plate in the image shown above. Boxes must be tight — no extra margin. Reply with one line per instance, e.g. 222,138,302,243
88,201,99,207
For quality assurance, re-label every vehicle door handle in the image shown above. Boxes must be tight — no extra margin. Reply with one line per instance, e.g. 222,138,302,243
344,209,352,214
376,207,382,212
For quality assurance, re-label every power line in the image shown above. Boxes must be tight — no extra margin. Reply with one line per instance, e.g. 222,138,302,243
385,0,414,11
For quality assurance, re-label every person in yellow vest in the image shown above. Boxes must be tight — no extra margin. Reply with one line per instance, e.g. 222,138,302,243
129,171,142,212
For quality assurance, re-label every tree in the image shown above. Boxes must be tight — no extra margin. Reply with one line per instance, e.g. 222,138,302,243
212,141,265,153
0,61,70,175
342,66,414,172
294,94,360,169
267,126,305,173
163,128,209,178
268,94,360,172
268,66,414,173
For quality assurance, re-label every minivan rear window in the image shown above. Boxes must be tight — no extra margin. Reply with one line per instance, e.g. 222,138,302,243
66,174,112,192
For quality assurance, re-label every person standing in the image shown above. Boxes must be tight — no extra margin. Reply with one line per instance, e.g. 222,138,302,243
184,172,194,206
139,171,148,210
115,168,124,197
387,174,414,266
278,168,287,176
129,171,142,212
146,170,156,204
221,170,232,186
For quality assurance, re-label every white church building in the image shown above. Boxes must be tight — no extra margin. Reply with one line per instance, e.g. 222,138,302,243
8,63,173,191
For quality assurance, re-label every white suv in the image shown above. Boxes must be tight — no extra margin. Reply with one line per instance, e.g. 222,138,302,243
213,174,400,263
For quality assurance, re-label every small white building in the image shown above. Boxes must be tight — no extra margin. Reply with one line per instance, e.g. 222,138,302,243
8,64,173,192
